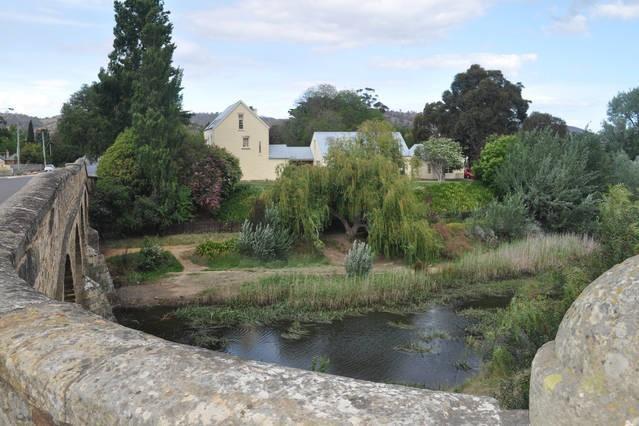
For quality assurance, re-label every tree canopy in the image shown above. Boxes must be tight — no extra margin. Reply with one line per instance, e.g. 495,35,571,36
412,137,464,181
277,84,386,146
602,87,639,159
413,64,529,162
522,112,568,137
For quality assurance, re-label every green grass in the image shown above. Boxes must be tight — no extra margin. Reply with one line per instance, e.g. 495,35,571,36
413,180,494,218
104,232,238,249
192,251,329,271
107,251,183,287
214,181,274,223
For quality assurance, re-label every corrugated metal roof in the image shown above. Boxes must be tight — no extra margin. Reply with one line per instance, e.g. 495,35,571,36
269,145,314,160
204,100,270,131
311,131,413,158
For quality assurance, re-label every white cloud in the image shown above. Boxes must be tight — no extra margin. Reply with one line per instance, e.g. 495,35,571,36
593,1,639,19
187,0,494,47
375,53,538,75
0,79,74,117
547,14,589,34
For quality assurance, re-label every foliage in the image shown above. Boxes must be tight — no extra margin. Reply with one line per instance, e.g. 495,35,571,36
473,134,518,188
414,181,494,219
311,355,331,373
138,238,168,271
412,137,464,181
601,87,639,160
265,165,330,249
413,64,529,162
368,179,442,263
470,193,533,243
237,207,294,260
20,143,43,163
195,238,238,258
522,112,568,137
26,120,35,143
345,240,373,277
493,131,600,232
188,145,242,212
106,246,183,287
356,119,404,170
97,128,141,184
610,151,639,194
214,182,270,224
597,185,639,267
283,84,385,146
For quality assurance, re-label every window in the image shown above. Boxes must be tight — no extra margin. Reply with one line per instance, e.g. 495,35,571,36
242,136,250,149
259,140,262,154
238,113,244,130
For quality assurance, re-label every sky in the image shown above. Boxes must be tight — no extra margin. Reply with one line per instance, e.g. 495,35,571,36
1,0,638,129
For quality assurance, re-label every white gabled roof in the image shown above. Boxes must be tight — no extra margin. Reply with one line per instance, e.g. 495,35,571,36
204,100,270,131
311,131,413,158
269,145,314,161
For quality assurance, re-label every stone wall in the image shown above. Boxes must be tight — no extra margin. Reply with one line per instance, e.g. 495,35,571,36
0,161,523,424
529,256,639,425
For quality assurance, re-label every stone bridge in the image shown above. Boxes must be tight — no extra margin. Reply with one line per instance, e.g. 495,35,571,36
0,160,636,425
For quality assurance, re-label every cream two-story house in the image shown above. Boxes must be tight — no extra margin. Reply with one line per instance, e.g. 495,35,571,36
204,101,462,181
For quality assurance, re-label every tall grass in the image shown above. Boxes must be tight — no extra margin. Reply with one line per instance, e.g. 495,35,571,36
443,234,597,283
181,234,598,325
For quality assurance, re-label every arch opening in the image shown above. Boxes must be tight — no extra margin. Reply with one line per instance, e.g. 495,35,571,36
63,255,75,303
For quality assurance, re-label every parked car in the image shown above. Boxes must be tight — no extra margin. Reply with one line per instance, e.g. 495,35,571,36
44,164,56,172
464,167,474,179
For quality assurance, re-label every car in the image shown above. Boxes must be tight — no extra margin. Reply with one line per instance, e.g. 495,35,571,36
44,164,56,172
463,167,474,179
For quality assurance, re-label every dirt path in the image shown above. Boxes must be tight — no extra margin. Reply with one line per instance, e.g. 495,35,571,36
111,237,408,308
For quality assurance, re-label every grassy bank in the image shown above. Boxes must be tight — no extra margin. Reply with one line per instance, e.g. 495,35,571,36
107,250,183,287
104,232,238,249
177,234,596,326
191,252,329,271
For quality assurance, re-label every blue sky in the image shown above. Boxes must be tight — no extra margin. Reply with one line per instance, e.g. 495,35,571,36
1,0,638,129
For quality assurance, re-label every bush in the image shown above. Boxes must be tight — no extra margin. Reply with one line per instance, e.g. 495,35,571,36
345,240,373,277
470,193,532,243
597,184,639,267
610,151,639,194
139,238,168,271
433,222,472,259
97,128,141,185
214,182,267,224
237,207,294,260
415,181,494,219
196,238,238,258
493,131,601,232
473,134,518,188
188,145,242,213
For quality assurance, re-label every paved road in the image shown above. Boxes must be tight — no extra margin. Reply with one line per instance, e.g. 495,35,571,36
0,176,33,205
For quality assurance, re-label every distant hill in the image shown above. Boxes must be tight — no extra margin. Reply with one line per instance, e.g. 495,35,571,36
1,113,59,133
384,110,418,128
189,112,219,129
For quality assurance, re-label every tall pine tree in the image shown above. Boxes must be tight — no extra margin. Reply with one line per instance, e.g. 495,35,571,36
26,120,35,143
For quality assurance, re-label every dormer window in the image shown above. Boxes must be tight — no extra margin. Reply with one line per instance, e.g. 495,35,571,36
238,113,244,130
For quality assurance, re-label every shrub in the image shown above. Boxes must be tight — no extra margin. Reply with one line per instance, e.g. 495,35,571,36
196,238,238,258
138,238,167,271
493,131,600,232
597,184,639,267
97,128,141,185
237,207,294,260
470,193,532,242
188,145,242,212
473,134,517,188
610,151,639,194
345,240,373,277
433,222,472,259
214,182,266,224
415,181,494,219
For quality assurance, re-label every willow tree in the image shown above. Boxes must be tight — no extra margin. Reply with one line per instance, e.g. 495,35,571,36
266,120,440,262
